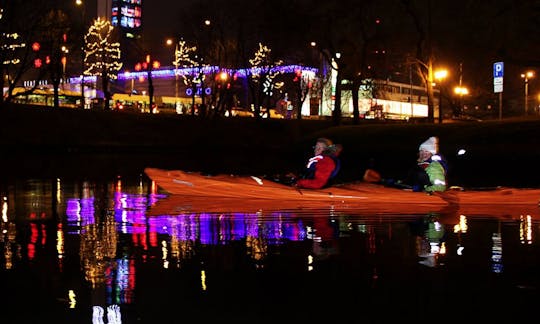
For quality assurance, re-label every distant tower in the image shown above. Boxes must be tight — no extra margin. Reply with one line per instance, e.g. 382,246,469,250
110,0,142,39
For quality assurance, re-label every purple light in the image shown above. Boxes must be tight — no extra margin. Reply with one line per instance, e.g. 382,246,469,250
118,64,318,80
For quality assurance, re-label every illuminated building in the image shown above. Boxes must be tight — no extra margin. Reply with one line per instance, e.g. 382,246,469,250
111,0,142,38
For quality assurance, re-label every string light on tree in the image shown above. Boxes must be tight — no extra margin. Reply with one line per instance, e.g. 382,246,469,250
172,39,201,87
249,43,283,96
0,8,25,65
171,38,206,111
84,18,122,79
84,18,122,108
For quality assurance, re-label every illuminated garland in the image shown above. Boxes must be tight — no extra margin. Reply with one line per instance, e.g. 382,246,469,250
117,65,316,80
83,18,122,79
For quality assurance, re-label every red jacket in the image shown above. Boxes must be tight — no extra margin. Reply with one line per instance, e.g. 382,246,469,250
296,155,336,189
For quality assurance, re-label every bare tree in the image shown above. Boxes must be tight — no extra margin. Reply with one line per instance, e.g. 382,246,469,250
0,1,48,107
305,0,393,125
37,9,72,109
0,6,26,106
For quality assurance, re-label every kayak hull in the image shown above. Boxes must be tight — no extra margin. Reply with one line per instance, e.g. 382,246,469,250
144,168,540,217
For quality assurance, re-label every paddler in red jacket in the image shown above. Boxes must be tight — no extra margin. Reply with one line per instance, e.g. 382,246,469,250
295,138,342,189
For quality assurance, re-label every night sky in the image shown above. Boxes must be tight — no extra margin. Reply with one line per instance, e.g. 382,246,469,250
104,1,540,108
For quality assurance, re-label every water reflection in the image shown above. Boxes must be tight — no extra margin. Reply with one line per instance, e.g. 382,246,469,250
1,176,539,323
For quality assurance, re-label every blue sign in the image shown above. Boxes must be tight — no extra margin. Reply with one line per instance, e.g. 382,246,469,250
493,62,504,78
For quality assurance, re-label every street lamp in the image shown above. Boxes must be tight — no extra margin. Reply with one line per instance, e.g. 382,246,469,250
521,70,534,116
61,46,69,76
454,86,469,115
434,69,448,124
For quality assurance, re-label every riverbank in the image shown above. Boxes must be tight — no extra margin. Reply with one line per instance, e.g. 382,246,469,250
1,104,540,188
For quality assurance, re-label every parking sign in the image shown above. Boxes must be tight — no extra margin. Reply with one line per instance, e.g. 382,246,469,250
493,62,504,93
493,62,504,78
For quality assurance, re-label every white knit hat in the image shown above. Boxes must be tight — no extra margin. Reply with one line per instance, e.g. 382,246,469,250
419,136,438,154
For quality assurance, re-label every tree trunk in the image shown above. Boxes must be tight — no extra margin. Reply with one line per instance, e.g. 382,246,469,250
426,58,435,123
333,72,342,126
147,69,154,113
352,79,360,125
102,71,111,110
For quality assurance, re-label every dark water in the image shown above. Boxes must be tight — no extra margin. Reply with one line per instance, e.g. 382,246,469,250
1,171,539,324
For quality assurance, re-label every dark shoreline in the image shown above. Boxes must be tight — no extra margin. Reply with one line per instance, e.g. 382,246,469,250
2,104,540,188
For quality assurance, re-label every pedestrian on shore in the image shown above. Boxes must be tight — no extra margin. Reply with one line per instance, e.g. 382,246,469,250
295,137,342,189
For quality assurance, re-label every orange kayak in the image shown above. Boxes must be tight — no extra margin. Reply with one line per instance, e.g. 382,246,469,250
144,167,540,217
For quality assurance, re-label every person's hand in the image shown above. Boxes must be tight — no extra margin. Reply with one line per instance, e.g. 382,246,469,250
278,172,296,185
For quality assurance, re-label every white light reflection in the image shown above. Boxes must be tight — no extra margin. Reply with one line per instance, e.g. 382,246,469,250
453,215,467,256
56,178,62,204
307,255,313,271
2,196,8,223
138,176,144,194
201,270,207,291
57,223,65,268
439,242,446,255
75,200,82,233
107,304,122,324
92,305,122,324
92,306,103,324
68,289,76,308
519,215,532,244
121,206,128,234
453,215,468,233
306,225,315,239
161,240,169,269
491,233,503,273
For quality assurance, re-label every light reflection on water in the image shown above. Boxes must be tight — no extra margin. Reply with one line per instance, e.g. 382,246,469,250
1,176,539,323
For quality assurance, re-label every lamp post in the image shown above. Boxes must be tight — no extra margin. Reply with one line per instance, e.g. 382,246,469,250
521,71,534,116
125,70,134,94
434,69,448,124
76,0,85,109
166,38,180,112
454,86,469,115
